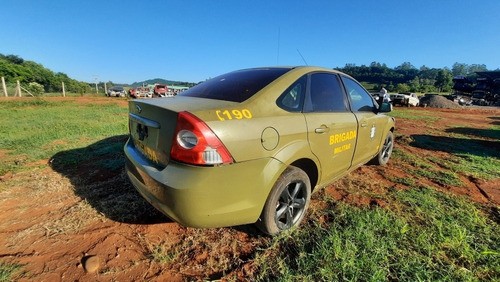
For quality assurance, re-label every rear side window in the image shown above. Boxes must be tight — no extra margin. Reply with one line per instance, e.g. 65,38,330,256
277,75,307,112
179,68,291,102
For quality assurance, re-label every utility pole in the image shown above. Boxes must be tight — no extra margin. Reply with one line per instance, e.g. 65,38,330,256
15,80,22,97
62,82,66,97
1,77,7,97
93,75,99,94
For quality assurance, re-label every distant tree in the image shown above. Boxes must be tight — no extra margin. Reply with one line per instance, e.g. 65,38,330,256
420,68,439,80
395,62,418,82
4,54,24,64
0,53,94,94
408,76,421,92
452,63,468,76
395,83,410,93
467,64,488,74
434,69,453,92
396,62,416,71
386,82,395,92
419,65,430,72
27,82,44,96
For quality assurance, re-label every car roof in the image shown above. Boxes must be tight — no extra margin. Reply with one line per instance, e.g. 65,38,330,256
240,66,344,74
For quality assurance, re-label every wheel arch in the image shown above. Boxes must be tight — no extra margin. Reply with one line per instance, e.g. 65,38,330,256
289,158,319,191
272,140,321,190
383,125,396,146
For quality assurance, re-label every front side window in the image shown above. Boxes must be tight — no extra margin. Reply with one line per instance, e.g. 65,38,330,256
341,76,376,112
305,73,347,112
179,68,292,102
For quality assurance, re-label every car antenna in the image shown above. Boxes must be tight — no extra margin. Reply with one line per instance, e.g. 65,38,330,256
297,49,308,66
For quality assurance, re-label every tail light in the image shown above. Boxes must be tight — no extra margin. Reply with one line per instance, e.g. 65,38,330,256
170,111,233,166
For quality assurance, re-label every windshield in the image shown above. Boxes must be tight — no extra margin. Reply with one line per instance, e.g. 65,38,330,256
178,68,292,102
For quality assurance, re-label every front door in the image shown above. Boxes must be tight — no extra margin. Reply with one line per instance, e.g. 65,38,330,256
303,73,358,184
341,75,386,165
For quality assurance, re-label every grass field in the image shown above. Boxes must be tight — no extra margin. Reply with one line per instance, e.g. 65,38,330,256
254,187,499,281
0,98,498,281
0,98,128,177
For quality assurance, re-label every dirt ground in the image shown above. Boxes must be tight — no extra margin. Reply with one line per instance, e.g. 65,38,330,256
0,102,498,281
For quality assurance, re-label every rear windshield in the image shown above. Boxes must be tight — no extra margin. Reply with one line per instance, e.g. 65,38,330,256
178,68,292,102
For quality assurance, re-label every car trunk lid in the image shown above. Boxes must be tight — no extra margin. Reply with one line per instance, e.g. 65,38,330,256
128,97,236,167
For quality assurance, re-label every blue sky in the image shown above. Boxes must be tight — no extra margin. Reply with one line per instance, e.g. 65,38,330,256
1,0,499,84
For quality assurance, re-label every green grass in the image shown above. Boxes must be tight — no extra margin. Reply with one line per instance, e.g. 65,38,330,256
392,148,432,169
148,244,180,264
0,262,22,282
255,188,499,281
387,175,416,186
453,154,500,180
388,108,441,123
414,168,463,187
0,98,128,175
392,148,465,187
391,107,500,182
428,154,500,181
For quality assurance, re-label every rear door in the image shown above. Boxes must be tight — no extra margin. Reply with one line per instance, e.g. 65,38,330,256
341,75,387,165
303,72,358,184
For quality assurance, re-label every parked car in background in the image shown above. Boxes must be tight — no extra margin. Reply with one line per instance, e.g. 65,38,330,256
107,86,126,97
390,92,419,107
153,84,169,97
471,91,490,106
129,88,137,98
124,66,395,235
132,87,152,98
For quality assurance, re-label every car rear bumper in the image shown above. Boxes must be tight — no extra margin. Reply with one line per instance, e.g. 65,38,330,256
124,138,285,228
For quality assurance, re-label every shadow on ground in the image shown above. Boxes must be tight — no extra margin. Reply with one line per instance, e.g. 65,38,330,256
49,136,272,236
50,135,168,224
446,127,500,140
410,133,500,158
489,116,500,126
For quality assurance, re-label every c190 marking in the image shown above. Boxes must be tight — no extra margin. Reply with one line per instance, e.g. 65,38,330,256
216,109,252,121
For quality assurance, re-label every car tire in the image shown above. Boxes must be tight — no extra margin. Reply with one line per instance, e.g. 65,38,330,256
256,166,311,235
371,131,394,165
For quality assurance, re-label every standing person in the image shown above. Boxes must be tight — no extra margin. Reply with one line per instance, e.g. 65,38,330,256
379,87,390,103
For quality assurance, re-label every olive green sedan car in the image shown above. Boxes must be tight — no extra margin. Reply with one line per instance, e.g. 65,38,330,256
124,66,395,235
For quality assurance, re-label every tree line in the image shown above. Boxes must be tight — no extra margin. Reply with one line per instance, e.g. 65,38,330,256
335,62,497,93
130,78,196,88
1,53,497,95
0,54,197,95
0,54,91,94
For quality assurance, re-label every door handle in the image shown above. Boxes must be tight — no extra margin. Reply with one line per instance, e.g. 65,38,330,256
360,122,368,127
315,125,330,133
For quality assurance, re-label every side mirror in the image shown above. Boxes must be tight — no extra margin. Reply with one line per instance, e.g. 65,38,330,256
378,102,392,113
